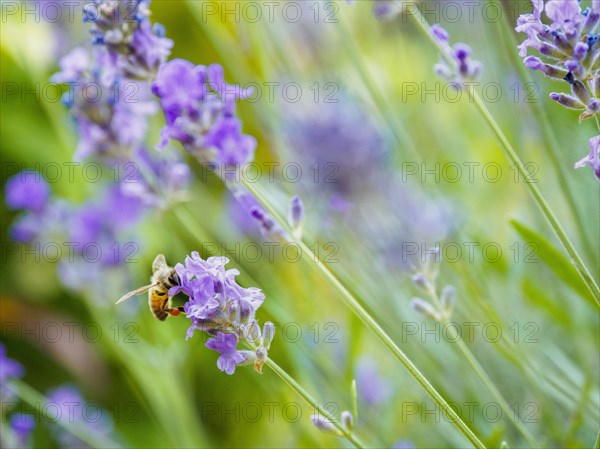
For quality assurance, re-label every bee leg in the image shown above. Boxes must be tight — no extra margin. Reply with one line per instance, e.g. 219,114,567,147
166,306,186,317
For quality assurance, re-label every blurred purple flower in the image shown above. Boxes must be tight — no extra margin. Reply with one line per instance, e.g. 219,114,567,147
355,357,391,406
0,343,24,400
117,147,191,208
281,90,387,204
83,0,172,79
46,385,113,449
5,171,50,213
52,47,157,161
153,59,256,166
10,413,36,447
68,186,146,266
392,440,415,449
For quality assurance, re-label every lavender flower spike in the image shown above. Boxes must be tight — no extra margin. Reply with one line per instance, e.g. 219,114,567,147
171,252,272,375
311,414,343,435
153,59,256,167
516,0,600,123
288,195,305,240
431,24,482,87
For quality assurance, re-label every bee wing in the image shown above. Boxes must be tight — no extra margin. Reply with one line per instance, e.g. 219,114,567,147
152,254,168,273
115,284,157,304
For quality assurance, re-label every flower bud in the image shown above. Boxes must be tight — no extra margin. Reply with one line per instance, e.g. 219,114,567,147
261,322,275,350
440,285,456,315
288,195,305,240
550,92,585,110
311,415,342,435
411,298,441,322
237,350,257,366
246,320,262,345
431,24,449,43
254,346,268,374
341,410,354,433
571,80,591,105
412,273,433,293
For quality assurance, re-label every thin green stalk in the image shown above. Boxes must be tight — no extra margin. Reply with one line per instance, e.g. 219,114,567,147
471,92,600,304
8,379,120,449
244,343,366,449
425,287,538,447
403,2,600,306
241,179,486,449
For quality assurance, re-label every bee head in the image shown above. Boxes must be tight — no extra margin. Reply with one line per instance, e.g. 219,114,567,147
167,270,180,287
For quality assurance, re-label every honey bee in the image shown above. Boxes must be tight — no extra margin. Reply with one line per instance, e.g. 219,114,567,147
116,254,184,321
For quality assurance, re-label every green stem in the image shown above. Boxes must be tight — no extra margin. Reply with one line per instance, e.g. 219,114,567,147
241,179,486,449
244,343,366,449
427,291,538,448
403,2,600,306
471,91,600,304
8,379,120,449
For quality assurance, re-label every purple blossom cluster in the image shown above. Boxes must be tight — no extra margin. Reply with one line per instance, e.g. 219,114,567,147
169,252,274,375
5,171,147,292
152,60,257,167
5,1,192,290
431,24,483,87
516,0,600,178
52,46,157,161
517,1,599,113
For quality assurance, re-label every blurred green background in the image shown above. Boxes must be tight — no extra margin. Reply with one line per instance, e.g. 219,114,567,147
1,1,599,448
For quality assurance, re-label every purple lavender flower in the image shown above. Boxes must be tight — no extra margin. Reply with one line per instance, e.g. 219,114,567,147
169,252,272,375
227,188,286,241
280,90,387,207
67,186,146,266
0,343,24,400
516,0,599,122
371,0,403,20
152,59,256,166
575,135,600,180
431,24,482,86
355,357,391,407
5,171,50,213
6,183,69,243
9,414,36,447
206,332,245,375
288,195,305,240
